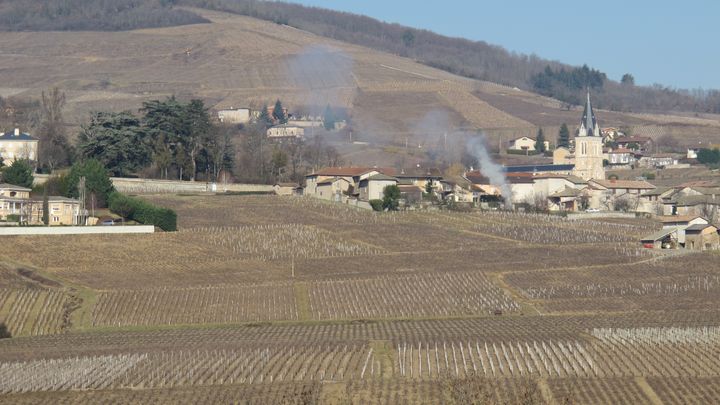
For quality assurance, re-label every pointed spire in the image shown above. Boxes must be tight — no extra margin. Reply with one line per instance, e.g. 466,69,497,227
579,90,599,137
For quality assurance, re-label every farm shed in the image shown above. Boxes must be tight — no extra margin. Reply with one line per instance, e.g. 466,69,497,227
684,224,719,251
273,183,301,196
658,215,709,245
640,227,680,249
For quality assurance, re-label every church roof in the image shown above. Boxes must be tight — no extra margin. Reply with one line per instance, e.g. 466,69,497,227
579,92,600,137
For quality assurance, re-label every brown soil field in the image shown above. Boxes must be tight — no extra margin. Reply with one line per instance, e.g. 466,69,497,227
1,194,719,403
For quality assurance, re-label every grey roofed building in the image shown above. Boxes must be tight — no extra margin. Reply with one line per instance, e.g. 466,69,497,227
0,130,38,141
685,223,716,232
365,174,398,182
548,187,583,198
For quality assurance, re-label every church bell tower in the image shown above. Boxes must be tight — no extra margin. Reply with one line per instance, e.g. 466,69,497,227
572,92,605,181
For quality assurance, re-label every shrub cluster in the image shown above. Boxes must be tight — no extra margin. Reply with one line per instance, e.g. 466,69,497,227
108,192,177,231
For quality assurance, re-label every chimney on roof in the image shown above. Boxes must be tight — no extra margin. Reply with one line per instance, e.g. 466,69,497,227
14,128,19,136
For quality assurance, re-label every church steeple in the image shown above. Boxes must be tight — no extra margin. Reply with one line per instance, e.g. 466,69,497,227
578,91,600,137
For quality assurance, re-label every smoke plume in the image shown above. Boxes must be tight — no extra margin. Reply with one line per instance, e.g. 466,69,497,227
286,45,355,115
467,134,512,208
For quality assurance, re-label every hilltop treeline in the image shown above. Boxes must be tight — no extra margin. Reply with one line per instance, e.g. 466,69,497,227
0,0,208,31
3,0,720,113
183,0,720,114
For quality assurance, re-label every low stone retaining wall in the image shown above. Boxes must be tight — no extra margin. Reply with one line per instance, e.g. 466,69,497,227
0,226,155,236
34,175,273,195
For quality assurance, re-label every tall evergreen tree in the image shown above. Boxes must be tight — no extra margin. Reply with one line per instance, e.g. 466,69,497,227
77,111,151,177
557,123,570,148
258,104,272,128
272,99,287,124
535,128,546,153
41,189,49,226
323,105,336,131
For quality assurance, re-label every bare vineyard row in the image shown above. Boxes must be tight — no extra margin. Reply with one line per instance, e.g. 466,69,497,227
520,275,720,300
0,345,371,394
394,333,720,380
0,289,70,336
186,224,385,260
90,271,519,327
308,272,519,320
91,283,298,327
4,327,720,394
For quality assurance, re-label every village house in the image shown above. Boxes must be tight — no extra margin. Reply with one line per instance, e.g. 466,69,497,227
615,136,654,153
314,177,352,201
0,129,38,164
601,127,625,144
639,187,676,215
395,168,443,192
507,136,549,152
588,179,656,212
217,108,251,124
439,175,476,203
463,170,504,204
287,115,324,128
305,167,390,201
358,174,397,202
0,183,81,225
661,186,720,220
638,154,679,169
397,185,424,205
606,148,637,166
266,124,305,140
684,224,720,250
507,173,536,206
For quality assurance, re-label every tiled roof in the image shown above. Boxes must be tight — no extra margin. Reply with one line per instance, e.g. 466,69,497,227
685,224,717,232
657,215,706,224
310,167,378,177
548,187,583,198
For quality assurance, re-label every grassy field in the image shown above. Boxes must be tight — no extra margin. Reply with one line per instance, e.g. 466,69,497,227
1,194,719,403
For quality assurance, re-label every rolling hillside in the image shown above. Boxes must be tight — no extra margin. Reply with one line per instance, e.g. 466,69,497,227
1,8,719,166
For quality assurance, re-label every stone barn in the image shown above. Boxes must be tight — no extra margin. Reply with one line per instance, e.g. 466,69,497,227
684,224,719,251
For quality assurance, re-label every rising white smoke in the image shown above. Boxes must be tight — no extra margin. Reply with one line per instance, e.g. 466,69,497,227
467,134,512,208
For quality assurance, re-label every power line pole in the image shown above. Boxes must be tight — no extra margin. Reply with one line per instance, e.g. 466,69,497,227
78,176,86,225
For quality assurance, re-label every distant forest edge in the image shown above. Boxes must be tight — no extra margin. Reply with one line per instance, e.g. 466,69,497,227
0,0,208,31
184,0,720,114
2,0,719,114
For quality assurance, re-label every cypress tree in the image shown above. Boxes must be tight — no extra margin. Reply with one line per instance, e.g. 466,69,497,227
535,128,547,153
557,123,570,148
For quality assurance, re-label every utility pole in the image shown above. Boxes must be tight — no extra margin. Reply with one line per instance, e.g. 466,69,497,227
78,176,86,225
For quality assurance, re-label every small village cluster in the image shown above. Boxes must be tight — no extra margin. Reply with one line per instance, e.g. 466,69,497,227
0,95,718,249
0,129,83,226
217,106,346,140
298,94,720,251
